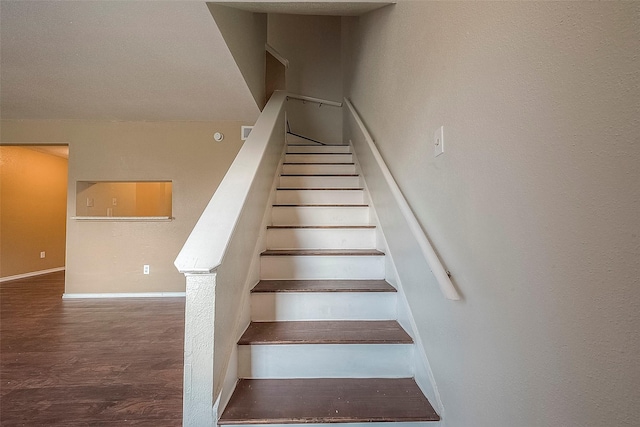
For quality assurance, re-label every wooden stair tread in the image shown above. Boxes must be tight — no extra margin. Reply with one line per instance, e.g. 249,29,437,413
252,279,395,293
277,187,364,191
273,203,369,208
284,162,355,165
219,378,440,424
287,144,349,147
280,174,359,177
266,225,375,229
261,249,384,257
238,321,411,345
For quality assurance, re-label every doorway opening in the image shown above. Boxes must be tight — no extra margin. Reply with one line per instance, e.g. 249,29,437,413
0,144,69,282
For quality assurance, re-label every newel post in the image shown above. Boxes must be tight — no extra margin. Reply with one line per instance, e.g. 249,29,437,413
183,272,217,426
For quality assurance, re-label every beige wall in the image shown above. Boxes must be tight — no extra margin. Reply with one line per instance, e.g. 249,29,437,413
0,146,68,278
209,4,267,110
268,14,344,144
268,14,342,100
1,120,246,293
344,2,639,426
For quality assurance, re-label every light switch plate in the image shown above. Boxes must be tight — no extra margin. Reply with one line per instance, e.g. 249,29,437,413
434,126,444,157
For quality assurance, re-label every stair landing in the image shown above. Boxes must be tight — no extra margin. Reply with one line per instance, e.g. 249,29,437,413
219,378,440,424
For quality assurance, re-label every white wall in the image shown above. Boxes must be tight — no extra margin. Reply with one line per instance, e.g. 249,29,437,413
344,2,639,426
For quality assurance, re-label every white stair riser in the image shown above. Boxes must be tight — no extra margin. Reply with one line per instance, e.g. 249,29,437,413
238,344,413,379
279,175,360,188
287,145,351,154
251,292,396,321
271,206,370,226
285,154,353,163
276,190,364,205
282,163,356,175
266,228,376,250
261,255,385,280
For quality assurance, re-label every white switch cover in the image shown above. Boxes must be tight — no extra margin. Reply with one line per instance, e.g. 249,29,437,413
86,198,94,207
434,126,444,157
143,265,150,275
112,198,118,206
40,251,46,259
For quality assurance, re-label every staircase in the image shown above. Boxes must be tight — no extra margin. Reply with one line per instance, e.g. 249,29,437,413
219,139,440,425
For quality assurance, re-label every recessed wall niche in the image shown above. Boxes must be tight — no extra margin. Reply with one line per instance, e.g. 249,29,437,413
75,181,172,219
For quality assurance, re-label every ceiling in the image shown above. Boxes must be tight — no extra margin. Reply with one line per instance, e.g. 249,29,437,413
0,1,392,123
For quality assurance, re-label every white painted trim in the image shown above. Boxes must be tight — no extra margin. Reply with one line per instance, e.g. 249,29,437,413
286,93,342,108
345,98,460,301
265,43,289,69
62,292,185,299
0,267,65,283
174,91,288,274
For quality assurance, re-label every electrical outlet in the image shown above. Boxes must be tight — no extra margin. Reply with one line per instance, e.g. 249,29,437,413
112,198,118,206
40,251,46,259
434,125,444,157
86,198,94,207
143,265,150,275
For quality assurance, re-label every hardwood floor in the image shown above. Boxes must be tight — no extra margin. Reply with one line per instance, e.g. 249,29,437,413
0,271,184,426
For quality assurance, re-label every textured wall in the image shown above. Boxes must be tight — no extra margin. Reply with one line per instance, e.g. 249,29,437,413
208,4,267,109
268,14,344,144
0,147,67,278
1,120,247,293
344,2,639,426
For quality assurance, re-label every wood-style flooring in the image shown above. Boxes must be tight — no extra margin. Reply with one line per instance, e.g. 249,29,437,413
0,271,184,426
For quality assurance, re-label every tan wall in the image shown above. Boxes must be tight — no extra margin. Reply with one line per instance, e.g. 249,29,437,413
268,14,344,144
209,4,267,109
268,14,342,101
1,120,247,293
0,146,67,278
344,2,639,426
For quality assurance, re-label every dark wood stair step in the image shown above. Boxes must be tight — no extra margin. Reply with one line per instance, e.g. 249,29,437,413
284,162,355,165
261,249,384,257
287,152,351,155
287,144,349,147
219,378,440,424
238,320,412,345
276,187,364,191
266,225,375,229
280,174,359,177
252,279,395,293
272,204,369,207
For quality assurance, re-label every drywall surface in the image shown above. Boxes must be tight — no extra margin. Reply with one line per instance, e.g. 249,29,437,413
1,120,247,293
268,14,343,143
0,147,67,278
208,4,267,109
268,14,342,101
344,2,639,426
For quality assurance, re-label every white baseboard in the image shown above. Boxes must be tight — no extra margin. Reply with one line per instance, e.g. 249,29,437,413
0,267,66,283
62,292,186,299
